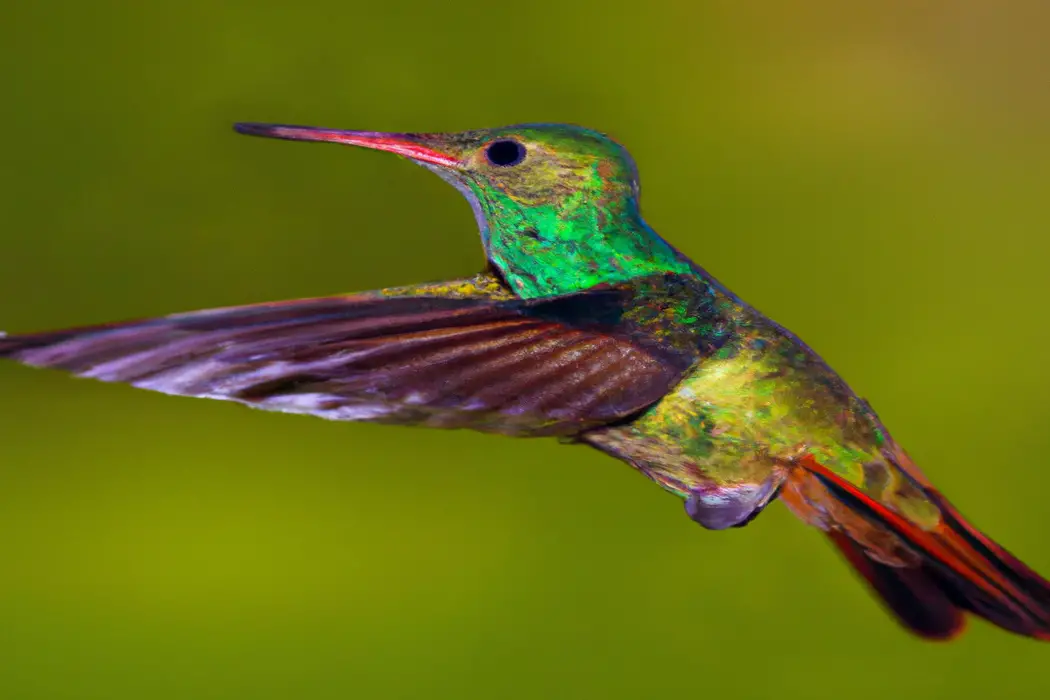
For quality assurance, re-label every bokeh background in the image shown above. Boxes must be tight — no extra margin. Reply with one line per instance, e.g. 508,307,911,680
3,2,1050,698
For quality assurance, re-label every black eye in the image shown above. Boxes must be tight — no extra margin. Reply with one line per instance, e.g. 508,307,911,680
485,139,526,167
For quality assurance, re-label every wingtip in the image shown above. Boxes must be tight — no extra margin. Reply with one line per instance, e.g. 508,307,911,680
0,330,40,359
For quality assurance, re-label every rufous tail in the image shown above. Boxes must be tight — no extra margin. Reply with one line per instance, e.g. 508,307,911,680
792,457,1050,641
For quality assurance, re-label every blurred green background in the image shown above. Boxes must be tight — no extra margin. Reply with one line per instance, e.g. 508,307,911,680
3,2,1050,698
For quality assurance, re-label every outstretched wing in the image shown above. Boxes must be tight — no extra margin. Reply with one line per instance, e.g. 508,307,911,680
0,273,698,437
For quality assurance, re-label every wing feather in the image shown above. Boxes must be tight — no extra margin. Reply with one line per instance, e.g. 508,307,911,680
1,275,700,436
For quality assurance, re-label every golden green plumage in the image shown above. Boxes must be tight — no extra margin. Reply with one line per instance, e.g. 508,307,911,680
583,300,944,530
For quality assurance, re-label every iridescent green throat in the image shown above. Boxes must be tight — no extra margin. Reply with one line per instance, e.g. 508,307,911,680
459,163,694,299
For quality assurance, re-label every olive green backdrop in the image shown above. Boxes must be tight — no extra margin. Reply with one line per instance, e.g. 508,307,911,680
2,2,1049,699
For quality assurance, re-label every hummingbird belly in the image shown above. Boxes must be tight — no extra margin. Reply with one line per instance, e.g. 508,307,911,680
582,325,885,500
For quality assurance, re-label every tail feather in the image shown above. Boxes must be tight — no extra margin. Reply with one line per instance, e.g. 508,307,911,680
797,456,1050,641
827,530,966,640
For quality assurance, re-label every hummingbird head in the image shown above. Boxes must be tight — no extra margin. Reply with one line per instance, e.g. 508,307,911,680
235,122,691,297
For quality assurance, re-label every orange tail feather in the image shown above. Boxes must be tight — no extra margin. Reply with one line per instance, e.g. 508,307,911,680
826,530,965,639
798,457,1050,641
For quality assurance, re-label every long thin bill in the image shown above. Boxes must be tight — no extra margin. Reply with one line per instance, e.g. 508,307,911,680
234,122,461,168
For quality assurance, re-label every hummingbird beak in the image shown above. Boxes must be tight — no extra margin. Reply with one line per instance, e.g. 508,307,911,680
233,123,463,169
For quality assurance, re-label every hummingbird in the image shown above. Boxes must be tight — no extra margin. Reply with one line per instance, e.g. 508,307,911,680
2,122,1048,642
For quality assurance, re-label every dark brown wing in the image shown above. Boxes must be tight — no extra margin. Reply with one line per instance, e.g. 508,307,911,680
0,276,697,436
